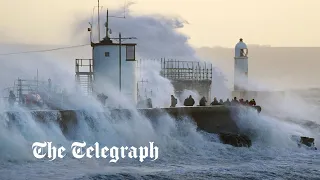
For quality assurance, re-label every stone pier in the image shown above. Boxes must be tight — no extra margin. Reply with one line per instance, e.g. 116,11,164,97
4,105,262,147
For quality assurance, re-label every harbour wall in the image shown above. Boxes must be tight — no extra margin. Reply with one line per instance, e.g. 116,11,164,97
4,106,259,136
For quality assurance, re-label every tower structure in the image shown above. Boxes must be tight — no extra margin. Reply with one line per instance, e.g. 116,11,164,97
159,59,213,101
75,8,137,104
232,38,249,99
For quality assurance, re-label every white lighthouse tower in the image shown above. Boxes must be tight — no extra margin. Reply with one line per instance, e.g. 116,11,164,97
232,38,249,99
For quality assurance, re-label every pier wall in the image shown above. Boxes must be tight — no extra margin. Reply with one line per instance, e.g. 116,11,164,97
5,106,247,135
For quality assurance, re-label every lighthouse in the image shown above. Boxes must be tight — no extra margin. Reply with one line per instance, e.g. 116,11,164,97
232,38,249,99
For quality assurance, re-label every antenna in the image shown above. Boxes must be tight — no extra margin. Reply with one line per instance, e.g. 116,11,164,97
124,0,127,18
106,9,109,39
104,8,126,41
97,0,101,41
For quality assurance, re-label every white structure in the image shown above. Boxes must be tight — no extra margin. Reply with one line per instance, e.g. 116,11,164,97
75,9,137,105
92,35,137,104
232,38,249,99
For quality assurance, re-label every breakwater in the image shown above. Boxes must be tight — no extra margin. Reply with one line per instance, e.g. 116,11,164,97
4,105,262,147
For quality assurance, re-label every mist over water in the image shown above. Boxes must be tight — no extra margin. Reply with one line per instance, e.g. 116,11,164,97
0,4,319,180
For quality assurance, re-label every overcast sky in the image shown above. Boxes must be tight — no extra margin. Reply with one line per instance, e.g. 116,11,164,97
1,0,320,48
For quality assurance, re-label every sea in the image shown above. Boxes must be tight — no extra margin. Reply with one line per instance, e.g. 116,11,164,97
0,88,319,180
0,6,320,180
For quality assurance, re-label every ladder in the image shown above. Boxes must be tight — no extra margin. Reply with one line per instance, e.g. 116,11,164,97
75,59,94,96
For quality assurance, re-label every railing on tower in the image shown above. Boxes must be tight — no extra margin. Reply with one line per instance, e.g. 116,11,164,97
136,58,213,101
75,59,94,96
160,59,213,81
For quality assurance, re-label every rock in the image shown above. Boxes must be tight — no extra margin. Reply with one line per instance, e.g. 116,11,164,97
300,136,317,150
219,132,252,147
292,135,317,150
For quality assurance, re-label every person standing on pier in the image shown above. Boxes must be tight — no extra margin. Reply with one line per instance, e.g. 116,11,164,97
170,95,177,107
199,96,207,106
184,95,195,106
8,90,16,107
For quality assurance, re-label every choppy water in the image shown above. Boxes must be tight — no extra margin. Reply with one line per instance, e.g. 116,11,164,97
0,89,320,180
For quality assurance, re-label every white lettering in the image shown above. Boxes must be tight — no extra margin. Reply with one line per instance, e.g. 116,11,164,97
94,142,100,158
58,146,66,159
32,142,66,161
32,142,47,159
71,141,86,159
86,146,94,158
149,142,159,161
139,146,149,162
109,147,119,163
128,146,138,159
101,147,109,158
120,146,128,158
31,141,159,162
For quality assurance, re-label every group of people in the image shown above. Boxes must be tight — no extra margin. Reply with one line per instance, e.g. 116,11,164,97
170,95,256,107
8,90,43,107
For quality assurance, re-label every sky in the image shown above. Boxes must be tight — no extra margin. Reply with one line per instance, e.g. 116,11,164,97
1,0,320,48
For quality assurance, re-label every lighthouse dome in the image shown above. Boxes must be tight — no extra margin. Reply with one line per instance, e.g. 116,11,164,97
235,38,248,57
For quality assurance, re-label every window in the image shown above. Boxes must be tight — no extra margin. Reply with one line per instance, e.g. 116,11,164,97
105,52,110,57
126,45,135,61
240,49,244,57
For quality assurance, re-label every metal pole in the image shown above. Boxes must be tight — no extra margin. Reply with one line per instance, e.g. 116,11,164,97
119,32,122,92
36,69,38,92
106,9,109,39
97,0,100,41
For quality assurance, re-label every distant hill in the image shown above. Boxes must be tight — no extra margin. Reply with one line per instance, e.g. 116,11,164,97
196,45,320,90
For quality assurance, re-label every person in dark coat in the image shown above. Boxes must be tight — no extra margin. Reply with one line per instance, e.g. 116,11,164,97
210,97,219,105
184,95,195,106
8,90,16,106
147,98,153,108
170,95,177,107
199,96,207,106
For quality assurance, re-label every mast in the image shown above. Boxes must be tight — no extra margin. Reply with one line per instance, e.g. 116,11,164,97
97,0,101,41
106,9,109,39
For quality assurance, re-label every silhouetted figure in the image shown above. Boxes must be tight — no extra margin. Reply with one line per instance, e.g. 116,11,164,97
239,99,245,105
170,95,177,107
224,98,231,106
48,78,52,91
184,95,195,106
8,90,16,106
249,99,256,106
231,97,239,105
245,100,249,105
219,99,224,104
199,96,207,106
210,97,219,105
97,93,108,106
147,98,153,108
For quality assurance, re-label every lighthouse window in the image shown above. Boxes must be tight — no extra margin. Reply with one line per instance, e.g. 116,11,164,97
240,49,244,57
105,52,110,57
126,45,135,61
